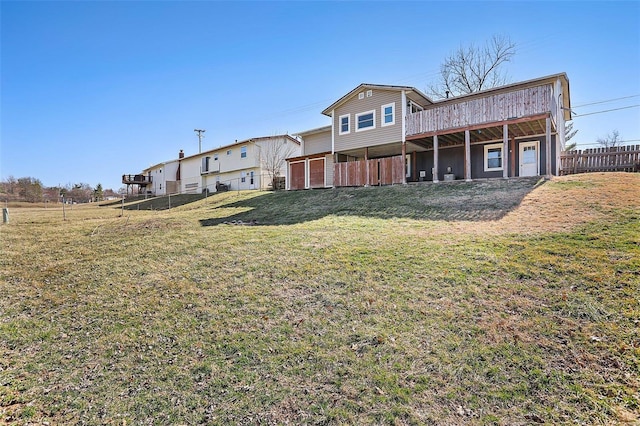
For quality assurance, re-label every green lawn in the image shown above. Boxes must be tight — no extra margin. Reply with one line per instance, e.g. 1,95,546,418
1,174,638,425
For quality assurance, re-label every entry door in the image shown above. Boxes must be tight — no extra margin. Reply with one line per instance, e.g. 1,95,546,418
519,141,539,177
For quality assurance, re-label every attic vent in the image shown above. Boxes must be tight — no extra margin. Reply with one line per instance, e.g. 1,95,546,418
358,92,364,100
366,90,373,97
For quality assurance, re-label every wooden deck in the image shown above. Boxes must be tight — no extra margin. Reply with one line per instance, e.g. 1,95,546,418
405,83,561,148
122,174,152,185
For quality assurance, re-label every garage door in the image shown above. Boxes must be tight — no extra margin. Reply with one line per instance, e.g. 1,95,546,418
290,162,305,190
309,158,325,188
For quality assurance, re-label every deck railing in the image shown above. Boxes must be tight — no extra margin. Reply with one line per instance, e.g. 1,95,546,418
560,145,640,175
122,174,152,185
406,84,553,136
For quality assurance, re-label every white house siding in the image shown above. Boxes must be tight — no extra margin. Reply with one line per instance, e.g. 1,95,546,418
324,154,334,187
254,137,301,186
204,167,263,191
146,165,165,195
303,130,332,155
333,89,404,153
180,156,203,193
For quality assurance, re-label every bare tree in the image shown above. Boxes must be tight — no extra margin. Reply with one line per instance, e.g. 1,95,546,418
428,35,516,99
257,138,297,190
597,130,622,149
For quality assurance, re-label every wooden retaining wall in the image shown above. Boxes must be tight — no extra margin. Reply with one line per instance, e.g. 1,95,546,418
560,145,640,175
334,155,404,187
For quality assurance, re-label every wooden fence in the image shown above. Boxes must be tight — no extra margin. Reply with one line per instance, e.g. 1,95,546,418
334,155,404,187
560,145,640,175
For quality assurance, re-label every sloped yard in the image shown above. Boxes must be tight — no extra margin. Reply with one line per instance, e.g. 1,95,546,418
1,173,638,424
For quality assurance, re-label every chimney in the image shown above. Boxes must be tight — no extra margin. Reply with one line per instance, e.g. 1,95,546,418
179,149,184,159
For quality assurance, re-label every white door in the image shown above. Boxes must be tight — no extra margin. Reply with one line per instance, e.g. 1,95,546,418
519,141,539,177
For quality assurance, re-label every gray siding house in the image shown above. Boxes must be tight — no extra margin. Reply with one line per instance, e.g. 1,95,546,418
288,73,572,188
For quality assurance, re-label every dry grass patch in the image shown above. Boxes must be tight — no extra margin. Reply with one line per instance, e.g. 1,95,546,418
1,173,638,425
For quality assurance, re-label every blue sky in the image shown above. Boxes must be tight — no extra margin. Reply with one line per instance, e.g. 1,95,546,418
2,1,639,191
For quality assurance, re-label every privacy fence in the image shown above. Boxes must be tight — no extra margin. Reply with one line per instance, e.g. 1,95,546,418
333,155,404,187
560,145,640,175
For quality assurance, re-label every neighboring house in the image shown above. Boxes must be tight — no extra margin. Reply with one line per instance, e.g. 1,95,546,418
142,150,184,196
186,135,300,193
128,135,301,196
288,73,571,188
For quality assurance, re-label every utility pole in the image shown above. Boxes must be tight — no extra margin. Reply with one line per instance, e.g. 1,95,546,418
194,129,206,153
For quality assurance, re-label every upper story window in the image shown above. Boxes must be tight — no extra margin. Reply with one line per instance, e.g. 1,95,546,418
358,92,365,100
241,146,247,158
366,90,372,97
226,150,232,156
356,110,375,132
409,101,423,114
214,154,218,161
484,143,503,172
339,114,350,135
381,103,395,127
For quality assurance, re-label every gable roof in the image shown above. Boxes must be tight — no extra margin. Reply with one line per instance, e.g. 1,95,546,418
179,134,300,162
321,83,433,116
295,125,332,137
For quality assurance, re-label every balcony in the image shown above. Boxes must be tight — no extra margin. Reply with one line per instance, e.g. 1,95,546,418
407,84,555,138
122,174,152,186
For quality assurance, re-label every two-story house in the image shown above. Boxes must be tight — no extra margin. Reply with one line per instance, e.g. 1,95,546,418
130,134,301,196
288,73,571,188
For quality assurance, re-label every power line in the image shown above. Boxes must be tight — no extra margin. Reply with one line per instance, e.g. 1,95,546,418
573,94,640,108
572,104,640,117
575,140,640,147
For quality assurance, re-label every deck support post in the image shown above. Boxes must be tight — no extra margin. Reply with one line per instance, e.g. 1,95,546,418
503,124,509,179
364,147,370,187
401,141,407,184
433,135,439,183
546,117,552,178
510,137,516,177
464,130,472,181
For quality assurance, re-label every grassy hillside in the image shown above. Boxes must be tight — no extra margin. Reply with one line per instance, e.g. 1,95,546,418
1,173,638,425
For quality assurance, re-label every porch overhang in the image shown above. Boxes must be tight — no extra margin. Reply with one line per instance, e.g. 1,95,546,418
406,113,552,148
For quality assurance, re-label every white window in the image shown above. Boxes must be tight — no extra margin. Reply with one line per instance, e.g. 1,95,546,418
381,102,395,127
241,146,247,158
339,114,350,135
356,110,375,132
241,171,246,183
484,143,504,172
214,154,218,161
366,90,373,97
358,92,365,100
227,150,232,156
409,101,423,114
